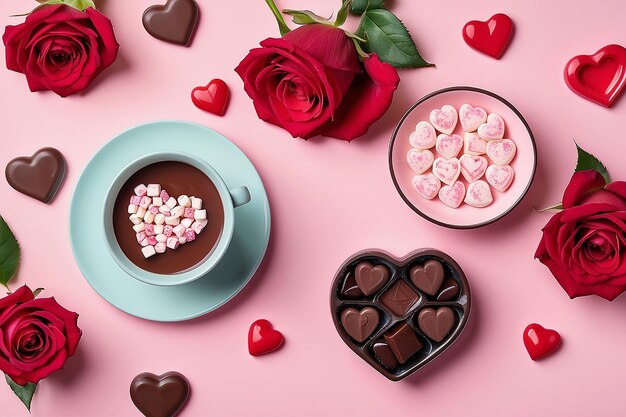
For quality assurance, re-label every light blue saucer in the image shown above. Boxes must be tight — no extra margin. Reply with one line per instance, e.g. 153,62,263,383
69,121,271,322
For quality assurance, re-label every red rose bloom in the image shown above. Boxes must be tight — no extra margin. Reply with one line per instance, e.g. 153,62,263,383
235,24,400,141
0,286,82,385
535,170,626,300
3,4,119,97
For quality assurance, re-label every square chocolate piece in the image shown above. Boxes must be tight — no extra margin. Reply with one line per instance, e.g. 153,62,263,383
379,280,419,316
384,322,423,364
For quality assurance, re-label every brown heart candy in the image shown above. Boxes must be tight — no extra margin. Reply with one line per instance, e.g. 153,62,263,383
5,147,66,203
355,261,390,296
331,249,471,381
130,372,190,417
410,259,444,295
143,0,199,46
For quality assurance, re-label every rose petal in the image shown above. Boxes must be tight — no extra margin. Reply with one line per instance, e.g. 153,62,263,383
562,170,606,208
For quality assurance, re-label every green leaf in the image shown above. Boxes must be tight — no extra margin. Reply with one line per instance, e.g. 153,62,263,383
5,374,37,411
351,0,385,15
335,0,351,26
356,9,433,68
265,0,291,36
283,9,333,25
536,203,563,213
0,216,19,287
575,143,611,184
36,0,95,11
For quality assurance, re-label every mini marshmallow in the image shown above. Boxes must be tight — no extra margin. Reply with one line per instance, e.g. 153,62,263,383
140,237,149,247
195,218,208,228
142,245,156,258
152,197,163,207
129,214,143,225
144,224,155,236
139,196,151,209
178,195,191,207
170,206,184,218
156,234,167,243
160,190,170,201
191,197,203,210
136,207,147,218
163,225,174,237
181,218,193,228
155,242,166,254
149,206,159,215
154,213,166,225
153,224,164,235
147,236,157,246
144,212,155,224
147,184,161,197
185,229,196,242
165,216,180,226
134,184,147,197
179,236,187,244
130,195,141,206
165,197,177,208
166,237,179,250
194,209,207,220
133,223,145,233
191,221,204,234
184,208,195,219
128,204,138,214
136,232,146,243
158,205,170,214
173,224,186,238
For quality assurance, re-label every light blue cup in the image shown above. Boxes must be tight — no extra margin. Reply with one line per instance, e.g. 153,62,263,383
103,151,251,286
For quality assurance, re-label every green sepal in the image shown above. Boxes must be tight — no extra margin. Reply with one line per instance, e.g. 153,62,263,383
0,216,19,288
6,374,37,412
574,142,611,184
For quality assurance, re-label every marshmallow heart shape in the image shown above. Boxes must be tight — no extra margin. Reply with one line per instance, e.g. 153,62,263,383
477,113,505,140
432,158,461,186
409,121,437,149
459,154,488,183
436,134,463,159
486,165,515,192
407,149,434,175
429,105,458,135
459,104,487,132
463,132,487,155
438,181,466,209
412,174,441,200
464,180,493,208
486,139,516,165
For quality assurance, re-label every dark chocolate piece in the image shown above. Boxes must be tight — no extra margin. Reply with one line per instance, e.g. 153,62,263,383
5,147,66,203
418,307,455,342
437,278,460,301
340,270,363,298
130,371,190,417
143,0,199,46
340,307,379,343
372,340,399,369
379,280,419,317
384,322,423,364
410,259,444,295
355,261,390,296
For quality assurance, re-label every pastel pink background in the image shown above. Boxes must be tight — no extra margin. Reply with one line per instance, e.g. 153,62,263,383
1,1,625,416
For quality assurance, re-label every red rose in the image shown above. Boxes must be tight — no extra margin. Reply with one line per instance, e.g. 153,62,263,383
0,286,82,385
3,4,119,97
235,24,400,141
535,170,626,300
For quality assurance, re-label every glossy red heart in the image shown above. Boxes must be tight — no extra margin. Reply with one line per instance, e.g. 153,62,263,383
462,13,513,59
248,319,284,356
564,44,626,107
523,323,561,361
191,79,230,116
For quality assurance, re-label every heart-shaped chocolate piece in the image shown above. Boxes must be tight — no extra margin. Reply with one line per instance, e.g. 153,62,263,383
331,249,471,381
5,147,66,203
191,79,230,116
130,372,190,417
143,0,199,46
355,262,390,296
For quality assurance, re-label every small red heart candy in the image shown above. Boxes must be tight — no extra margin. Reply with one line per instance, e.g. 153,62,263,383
191,79,230,116
523,323,561,361
248,319,284,356
463,13,514,59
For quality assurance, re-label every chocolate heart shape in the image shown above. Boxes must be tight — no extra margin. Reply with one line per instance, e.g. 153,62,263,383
130,372,190,417
355,262,390,296
523,323,561,361
143,0,199,46
191,79,230,116
5,147,66,203
331,249,471,381
248,319,284,356
410,259,444,296
462,13,514,59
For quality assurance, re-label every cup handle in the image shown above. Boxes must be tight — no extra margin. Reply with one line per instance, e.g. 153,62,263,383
229,186,251,208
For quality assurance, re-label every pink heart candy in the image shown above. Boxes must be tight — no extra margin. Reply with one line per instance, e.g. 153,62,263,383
486,139,516,165
464,180,493,208
464,132,487,155
432,157,461,186
459,154,488,183
477,113,505,140
407,149,434,175
429,105,458,135
412,174,441,200
486,164,515,192
435,134,463,159
459,104,487,132
409,121,437,149
438,181,466,209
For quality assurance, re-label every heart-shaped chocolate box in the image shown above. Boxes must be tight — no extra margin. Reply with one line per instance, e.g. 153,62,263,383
330,249,471,381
